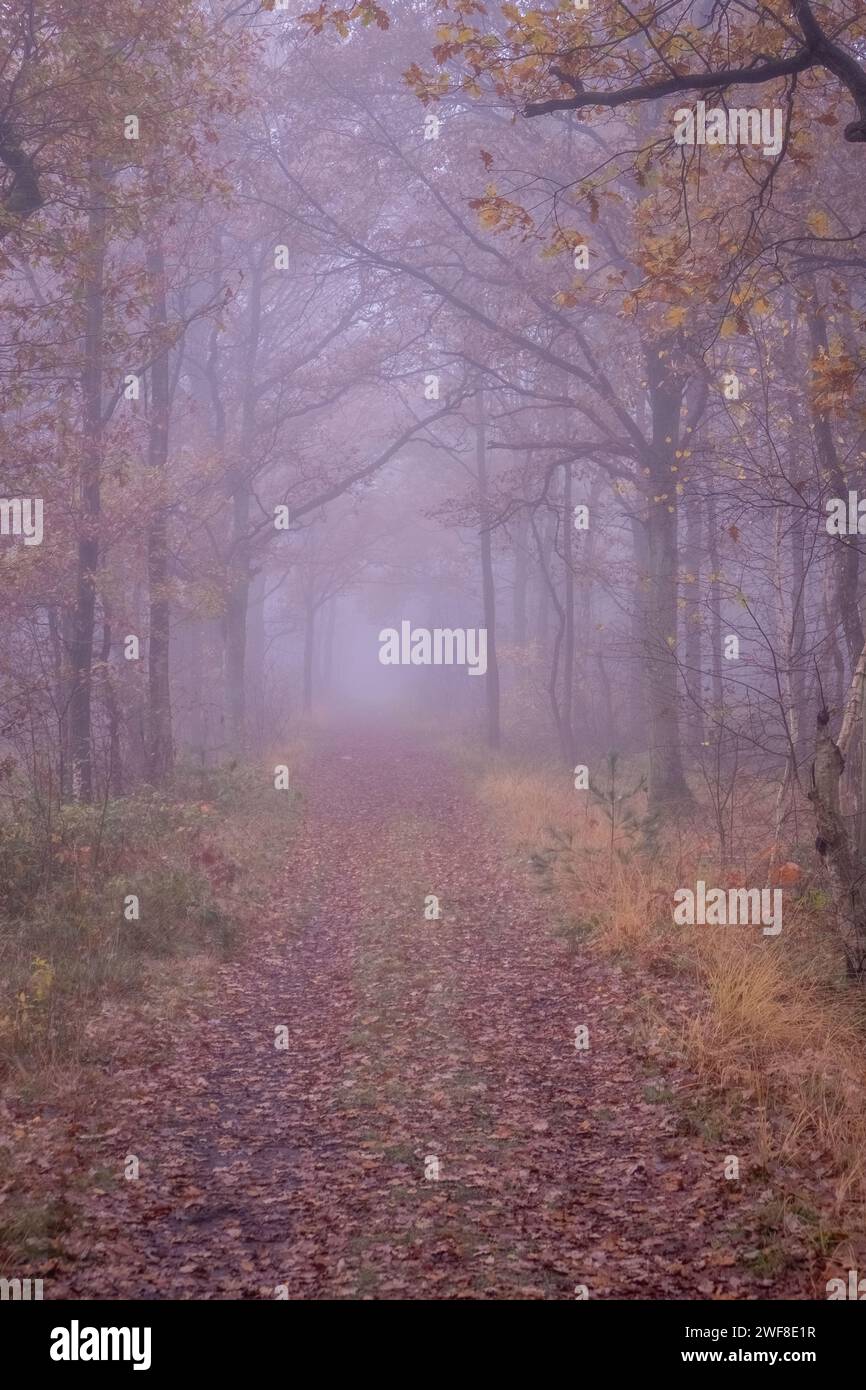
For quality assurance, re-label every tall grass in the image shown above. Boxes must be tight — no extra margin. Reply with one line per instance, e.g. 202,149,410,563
475,758,866,1251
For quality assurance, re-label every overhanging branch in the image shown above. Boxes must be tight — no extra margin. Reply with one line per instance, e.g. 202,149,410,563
525,1,866,146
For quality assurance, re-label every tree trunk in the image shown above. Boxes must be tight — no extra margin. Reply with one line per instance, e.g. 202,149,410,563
188,619,205,757
225,255,263,750
628,512,649,743
807,293,863,669
683,481,704,753
859,670,866,860
246,569,266,746
69,161,107,803
643,349,691,810
302,597,316,715
789,491,809,766
475,390,501,749
225,565,249,745
705,489,724,716
781,293,810,769
535,510,553,651
809,705,866,980
512,509,529,646
532,507,572,763
145,231,173,783
561,459,575,761
322,595,337,694
48,605,69,800
100,615,123,796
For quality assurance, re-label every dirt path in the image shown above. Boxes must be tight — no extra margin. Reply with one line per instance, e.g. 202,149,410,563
46,730,816,1299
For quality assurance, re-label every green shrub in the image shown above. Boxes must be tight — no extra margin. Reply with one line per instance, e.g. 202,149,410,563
0,760,295,1072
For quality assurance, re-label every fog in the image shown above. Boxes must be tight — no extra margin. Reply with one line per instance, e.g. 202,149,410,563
3,0,866,1314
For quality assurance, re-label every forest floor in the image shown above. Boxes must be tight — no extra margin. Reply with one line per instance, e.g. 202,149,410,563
4,728,826,1299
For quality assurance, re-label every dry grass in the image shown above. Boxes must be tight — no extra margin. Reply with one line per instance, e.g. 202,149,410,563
475,757,866,1248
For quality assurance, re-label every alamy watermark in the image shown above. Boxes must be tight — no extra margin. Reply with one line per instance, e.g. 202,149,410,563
0,1276,43,1300
827,1269,866,1299
50,1321,152,1371
378,622,487,676
0,497,43,546
826,492,866,535
673,881,782,936
673,101,783,158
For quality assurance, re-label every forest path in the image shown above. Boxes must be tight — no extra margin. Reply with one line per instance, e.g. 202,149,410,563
51,728,814,1299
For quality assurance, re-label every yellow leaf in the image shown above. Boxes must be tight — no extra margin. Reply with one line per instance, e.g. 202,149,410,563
665,305,687,328
807,210,830,236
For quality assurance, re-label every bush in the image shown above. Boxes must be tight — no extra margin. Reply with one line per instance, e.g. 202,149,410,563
0,760,295,1072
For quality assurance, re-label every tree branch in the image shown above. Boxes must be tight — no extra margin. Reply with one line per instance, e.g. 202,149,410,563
525,56,813,120
526,2,866,145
